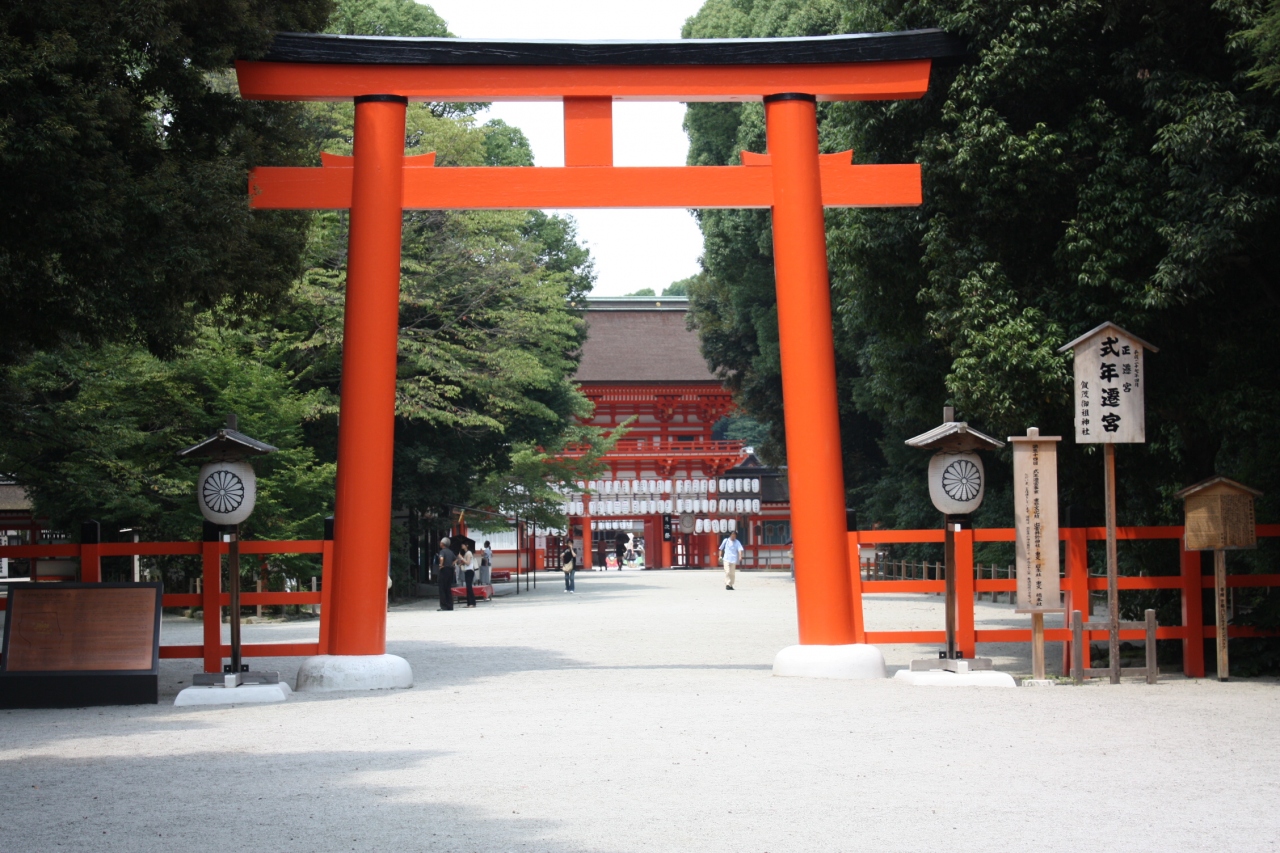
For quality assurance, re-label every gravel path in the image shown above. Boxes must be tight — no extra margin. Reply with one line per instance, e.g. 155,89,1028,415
1,570,1276,852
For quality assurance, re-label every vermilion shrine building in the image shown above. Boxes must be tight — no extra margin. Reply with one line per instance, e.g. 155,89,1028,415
563,297,792,570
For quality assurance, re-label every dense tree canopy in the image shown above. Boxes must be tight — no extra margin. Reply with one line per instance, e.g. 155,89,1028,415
0,0,602,585
682,0,1280,585
0,0,333,365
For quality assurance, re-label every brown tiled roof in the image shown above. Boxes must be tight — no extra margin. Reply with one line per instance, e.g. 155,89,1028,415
575,301,718,383
0,484,32,512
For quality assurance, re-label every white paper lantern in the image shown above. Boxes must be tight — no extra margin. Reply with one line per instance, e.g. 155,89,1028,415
927,451,986,515
197,460,257,526
752,499,761,513
708,479,717,493
728,519,737,532
751,478,760,493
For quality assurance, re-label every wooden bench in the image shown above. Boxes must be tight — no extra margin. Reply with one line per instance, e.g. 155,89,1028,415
451,584,494,602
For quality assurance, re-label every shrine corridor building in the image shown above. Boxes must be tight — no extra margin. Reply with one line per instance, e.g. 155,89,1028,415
562,297,792,570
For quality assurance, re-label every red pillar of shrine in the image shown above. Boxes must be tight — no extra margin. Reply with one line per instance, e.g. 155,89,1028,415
764,94,858,645
328,95,407,656
580,492,593,570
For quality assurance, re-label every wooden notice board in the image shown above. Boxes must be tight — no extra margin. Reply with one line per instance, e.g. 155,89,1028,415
1184,493,1257,551
0,582,162,707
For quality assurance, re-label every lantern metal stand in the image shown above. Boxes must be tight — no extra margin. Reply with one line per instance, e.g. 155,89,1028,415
903,408,1005,675
177,415,280,691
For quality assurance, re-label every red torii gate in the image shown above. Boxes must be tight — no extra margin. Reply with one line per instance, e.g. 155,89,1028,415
236,30,959,673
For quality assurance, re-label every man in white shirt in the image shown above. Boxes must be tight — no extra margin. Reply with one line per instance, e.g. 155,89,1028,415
719,530,745,590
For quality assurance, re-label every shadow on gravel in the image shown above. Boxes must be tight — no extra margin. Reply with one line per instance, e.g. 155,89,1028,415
0,747,615,853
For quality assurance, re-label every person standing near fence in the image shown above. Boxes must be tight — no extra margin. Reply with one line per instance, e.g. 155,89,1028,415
458,543,477,608
562,540,577,593
480,540,492,586
719,530,744,590
436,537,456,611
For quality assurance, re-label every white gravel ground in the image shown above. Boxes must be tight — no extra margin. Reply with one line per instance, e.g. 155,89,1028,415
1,569,1277,853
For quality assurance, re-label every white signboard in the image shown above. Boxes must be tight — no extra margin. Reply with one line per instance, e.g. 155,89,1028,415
1063,322,1156,444
1010,431,1062,611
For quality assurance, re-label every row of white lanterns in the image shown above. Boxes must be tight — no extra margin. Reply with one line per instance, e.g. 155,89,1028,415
585,518,739,533
575,477,761,496
563,498,763,517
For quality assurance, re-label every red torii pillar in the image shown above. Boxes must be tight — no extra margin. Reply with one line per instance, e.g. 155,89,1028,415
236,30,954,682
328,95,407,655
766,93,859,645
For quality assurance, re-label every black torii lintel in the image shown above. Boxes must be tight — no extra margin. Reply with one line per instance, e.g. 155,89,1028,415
261,29,967,67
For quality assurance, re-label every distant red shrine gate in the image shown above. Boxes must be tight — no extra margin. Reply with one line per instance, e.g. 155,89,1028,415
560,297,792,572
236,29,960,653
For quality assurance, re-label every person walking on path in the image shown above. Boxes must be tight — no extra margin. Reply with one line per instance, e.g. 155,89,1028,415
436,537,456,611
615,532,627,571
719,530,744,590
458,543,477,607
562,540,577,593
479,540,493,586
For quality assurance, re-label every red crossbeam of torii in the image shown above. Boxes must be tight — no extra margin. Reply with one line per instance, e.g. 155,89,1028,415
235,30,960,660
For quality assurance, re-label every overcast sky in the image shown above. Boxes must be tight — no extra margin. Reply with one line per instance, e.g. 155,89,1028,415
421,0,709,296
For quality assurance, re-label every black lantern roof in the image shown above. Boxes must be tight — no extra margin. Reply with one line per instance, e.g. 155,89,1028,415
905,407,1004,453
178,415,278,461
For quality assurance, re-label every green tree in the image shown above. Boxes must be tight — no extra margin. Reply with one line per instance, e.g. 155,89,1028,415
0,0,333,365
626,288,658,296
325,0,449,37
683,0,1280,537
288,97,600,515
662,275,700,296
1244,0,1280,92
0,326,335,544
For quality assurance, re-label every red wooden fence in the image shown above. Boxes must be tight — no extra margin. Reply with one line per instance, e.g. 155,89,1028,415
850,524,1280,677
0,537,332,673
2,524,1276,677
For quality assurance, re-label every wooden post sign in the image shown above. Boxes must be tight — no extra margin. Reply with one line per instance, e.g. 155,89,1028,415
1009,428,1063,683
1059,322,1158,685
1062,322,1157,445
1176,475,1262,682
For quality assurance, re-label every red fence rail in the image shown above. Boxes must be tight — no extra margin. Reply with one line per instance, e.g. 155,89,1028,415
3,524,1276,677
0,537,331,673
849,524,1280,677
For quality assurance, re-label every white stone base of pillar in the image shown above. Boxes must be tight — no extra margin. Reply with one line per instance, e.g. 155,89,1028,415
294,654,413,693
892,669,1016,687
174,682,292,707
772,644,887,680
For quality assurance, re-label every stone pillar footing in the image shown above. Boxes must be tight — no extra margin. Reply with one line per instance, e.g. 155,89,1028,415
295,654,413,693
